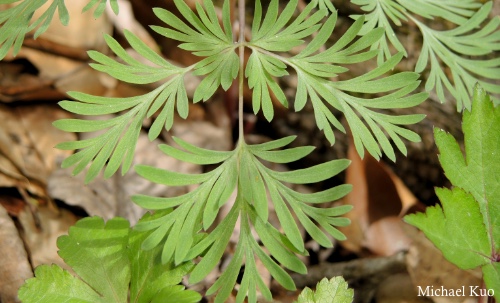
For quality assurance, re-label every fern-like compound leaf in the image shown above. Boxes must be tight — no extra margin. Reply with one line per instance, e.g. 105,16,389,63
312,0,335,14
289,15,426,161
352,0,499,110
151,0,237,102
83,0,119,18
351,0,408,64
0,0,120,60
412,2,500,109
133,137,352,303
0,0,68,59
53,30,192,183
396,0,480,25
247,5,425,160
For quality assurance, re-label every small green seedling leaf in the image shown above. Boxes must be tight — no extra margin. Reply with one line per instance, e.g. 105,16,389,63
296,276,354,303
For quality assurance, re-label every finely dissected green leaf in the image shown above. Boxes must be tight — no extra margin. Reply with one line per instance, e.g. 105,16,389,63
132,138,352,303
313,0,335,13
251,0,323,52
412,2,500,110
82,0,119,18
19,216,201,303
129,214,199,303
0,0,69,59
89,30,185,84
405,188,491,269
405,85,500,297
267,13,426,161
245,50,289,121
132,146,238,266
54,29,194,183
296,276,354,303
352,0,499,110
152,0,237,102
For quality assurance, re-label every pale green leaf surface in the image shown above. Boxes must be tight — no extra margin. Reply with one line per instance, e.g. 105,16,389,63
129,214,199,303
56,217,130,302
296,277,354,303
18,265,104,303
19,216,200,303
151,285,201,303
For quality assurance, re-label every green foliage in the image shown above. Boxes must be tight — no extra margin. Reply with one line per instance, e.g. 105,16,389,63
352,0,500,110
133,137,352,302
0,0,118,60
405,85,500,300
53,0,426,183
6,0,487,301
296,276,354,303
18,216,201,303
247,0,426,161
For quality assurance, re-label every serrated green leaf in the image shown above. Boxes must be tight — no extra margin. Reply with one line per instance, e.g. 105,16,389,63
405,187,490,269
433,86,500,251
482,263,500,301
405,86,499,298
151,285,202,303
18,215,201,303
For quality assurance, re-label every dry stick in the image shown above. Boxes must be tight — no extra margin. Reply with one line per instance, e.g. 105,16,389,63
290,251,407,289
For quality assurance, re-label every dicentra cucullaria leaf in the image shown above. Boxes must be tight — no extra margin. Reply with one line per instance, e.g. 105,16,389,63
18,216,201,303
295,276,354,303
405,84,499,299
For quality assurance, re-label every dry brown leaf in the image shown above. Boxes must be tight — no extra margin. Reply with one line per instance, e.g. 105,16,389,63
340,139,424,256
0,104,75,200
375,273,430,303
33,0,111,51
48,132,200,224
0,204,33,303
0,59,65,103
17,205,78,270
